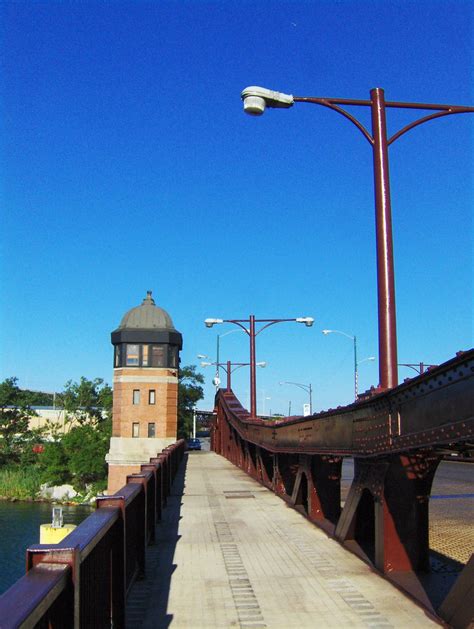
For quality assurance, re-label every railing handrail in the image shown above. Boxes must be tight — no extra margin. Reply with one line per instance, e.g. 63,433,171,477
0,563,71,629
216,349,474,457
0,438,186,629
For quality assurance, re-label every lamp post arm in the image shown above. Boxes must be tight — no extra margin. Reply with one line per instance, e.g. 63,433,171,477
281,381,311,393
294,97,373,144
223,320,250,335
388,108,474,145
255,319,298,336
294,96,474,147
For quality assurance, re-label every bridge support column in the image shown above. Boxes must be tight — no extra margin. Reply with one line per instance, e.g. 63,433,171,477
274,454,299,501
288,455,342,534
256,447,274,488
335,453,440,574
376,452,440,573
308,455,342,531
245,443,258,480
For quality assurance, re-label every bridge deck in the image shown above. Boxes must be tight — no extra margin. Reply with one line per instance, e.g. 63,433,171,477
127,450,439,628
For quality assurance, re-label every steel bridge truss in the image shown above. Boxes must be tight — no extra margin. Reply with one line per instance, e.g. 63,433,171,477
211,349,474,627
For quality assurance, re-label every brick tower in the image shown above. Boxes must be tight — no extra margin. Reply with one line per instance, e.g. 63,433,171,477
106,291,183,493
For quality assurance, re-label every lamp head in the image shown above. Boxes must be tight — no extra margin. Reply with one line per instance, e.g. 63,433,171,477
256,361,267,368
322,329,332,335
241,86,294,116
204,318,223,328
200,362,212,367
296,317,314,327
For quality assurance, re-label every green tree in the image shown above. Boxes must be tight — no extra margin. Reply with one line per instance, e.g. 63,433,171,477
57,377,113,427
20,389,55,406
39,377,112,491
178,365,204,439
40,441,70,486
0,377,36,464
62,421,111,491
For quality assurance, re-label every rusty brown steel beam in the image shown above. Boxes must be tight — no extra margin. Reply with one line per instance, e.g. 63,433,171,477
217,349,474,457
211,354,473,620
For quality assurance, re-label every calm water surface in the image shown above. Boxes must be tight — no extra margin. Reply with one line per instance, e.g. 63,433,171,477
0,501,92,595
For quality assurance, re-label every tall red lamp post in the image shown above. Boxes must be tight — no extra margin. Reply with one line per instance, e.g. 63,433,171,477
241,86,473,391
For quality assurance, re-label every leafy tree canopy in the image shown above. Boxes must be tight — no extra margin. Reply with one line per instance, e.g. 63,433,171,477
57,377,113,427
0,377,37,464
178,365,204,439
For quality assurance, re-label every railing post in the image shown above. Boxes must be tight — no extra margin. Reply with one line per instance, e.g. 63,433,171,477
141,464,158,541
150,457,164,520
26,546,79,627
96,495,126,627
126,474,148,579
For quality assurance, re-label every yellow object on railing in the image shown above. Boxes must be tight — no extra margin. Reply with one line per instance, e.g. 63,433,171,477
40,507,76,544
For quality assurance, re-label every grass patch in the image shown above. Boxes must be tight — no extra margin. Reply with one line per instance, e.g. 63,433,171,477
0,466,41,500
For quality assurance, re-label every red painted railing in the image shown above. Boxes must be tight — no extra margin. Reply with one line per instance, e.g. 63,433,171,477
0,439,186,628
212,349,474,627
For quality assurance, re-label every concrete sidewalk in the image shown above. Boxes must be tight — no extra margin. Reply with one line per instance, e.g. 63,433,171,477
126,451,440,628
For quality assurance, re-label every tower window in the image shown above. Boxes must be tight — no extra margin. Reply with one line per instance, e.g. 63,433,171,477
148,423,155,438
168,347,178,368
150,345,165,367
114,343,179,368
126,344,140,366
114,345,123,367
149,390,156,405
132,422,139,438
132,389,140,405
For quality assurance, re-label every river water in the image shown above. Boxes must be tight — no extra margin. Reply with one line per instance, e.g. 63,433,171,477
0,501,93,595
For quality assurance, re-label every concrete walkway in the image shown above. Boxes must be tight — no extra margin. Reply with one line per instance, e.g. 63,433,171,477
126,451,440,628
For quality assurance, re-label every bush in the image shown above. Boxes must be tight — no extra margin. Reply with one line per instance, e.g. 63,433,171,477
0,466,41,500
40,441,71,486
62,423,110,491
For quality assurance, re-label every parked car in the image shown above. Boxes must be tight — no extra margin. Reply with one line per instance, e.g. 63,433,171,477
186,438,202,451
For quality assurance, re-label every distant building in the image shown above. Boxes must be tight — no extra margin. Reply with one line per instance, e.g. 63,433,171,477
28,407,68,433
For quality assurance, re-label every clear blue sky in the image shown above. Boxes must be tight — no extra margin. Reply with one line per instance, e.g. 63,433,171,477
1,1,472,414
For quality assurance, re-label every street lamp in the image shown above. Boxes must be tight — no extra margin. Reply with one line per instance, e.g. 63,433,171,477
204,315,314,417
322,329,374,400
199,329,245,390
279,381,313,415
201,359,266,392
399,362,437,375
241,86,473,391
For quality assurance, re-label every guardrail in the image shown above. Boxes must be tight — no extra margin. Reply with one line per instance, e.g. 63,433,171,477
212,349,474,627
0,439,186,629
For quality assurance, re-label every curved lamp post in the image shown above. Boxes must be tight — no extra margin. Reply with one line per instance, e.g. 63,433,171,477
399,362,437,375
241,86,473,391
199,328,245,390
279,381,313,415
322,329,374,399
205,315,314,417
201,359,266,392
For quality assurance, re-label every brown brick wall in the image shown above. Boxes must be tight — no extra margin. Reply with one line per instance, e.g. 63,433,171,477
107,463,142,494
111,367,178,439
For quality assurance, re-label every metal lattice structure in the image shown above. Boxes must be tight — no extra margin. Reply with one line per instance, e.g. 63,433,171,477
211,349,474,626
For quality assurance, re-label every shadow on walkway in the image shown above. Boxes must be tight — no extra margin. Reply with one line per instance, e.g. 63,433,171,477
126,453,188,629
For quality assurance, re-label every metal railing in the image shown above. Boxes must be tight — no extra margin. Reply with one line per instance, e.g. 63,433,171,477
0,439,185,628
211,349,474,626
